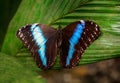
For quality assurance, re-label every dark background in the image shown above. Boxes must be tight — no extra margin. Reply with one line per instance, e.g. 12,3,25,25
0,0,21,50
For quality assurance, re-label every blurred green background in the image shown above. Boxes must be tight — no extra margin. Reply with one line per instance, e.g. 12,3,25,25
0,0,21,50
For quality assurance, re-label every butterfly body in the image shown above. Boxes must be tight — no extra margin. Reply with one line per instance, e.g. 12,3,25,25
16,20,101,70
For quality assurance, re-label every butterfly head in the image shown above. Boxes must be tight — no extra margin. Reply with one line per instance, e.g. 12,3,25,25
56,25,62,48
58,25,62,30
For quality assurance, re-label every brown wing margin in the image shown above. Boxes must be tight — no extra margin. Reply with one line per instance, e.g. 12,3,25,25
60,20,101,68
16,24,58,70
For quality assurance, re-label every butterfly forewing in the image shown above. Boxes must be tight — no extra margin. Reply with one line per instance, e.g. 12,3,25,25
16,20,101,70
60,20,101,68
16,24,58,70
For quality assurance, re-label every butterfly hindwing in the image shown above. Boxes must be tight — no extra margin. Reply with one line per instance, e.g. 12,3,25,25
60,20,101,68
17,20,101,70
16,23,58,70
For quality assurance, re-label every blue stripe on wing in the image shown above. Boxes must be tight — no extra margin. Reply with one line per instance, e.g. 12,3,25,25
66,20,85,66
30,24,47,67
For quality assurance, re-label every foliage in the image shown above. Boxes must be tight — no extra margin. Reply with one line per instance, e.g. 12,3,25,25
0,0,120,82
0,52,46,83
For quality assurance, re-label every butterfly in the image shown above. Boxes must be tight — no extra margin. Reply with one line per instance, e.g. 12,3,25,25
16,20,101,70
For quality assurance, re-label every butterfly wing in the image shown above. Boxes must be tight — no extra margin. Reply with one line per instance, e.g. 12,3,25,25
16,23,58,70
60,20,101,68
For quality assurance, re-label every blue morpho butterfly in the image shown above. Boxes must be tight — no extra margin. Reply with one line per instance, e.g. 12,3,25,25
16,20,101,70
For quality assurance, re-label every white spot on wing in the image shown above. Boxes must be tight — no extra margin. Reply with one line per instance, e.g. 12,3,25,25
76,56,79,60
84,42,87,47
30,34,32,37
81,37,83,40
32,39,34,42
88,38,91,42
19,29,21,31
20,33,23,38
22,37,24,40
86,29,89,31
95,27,98,31
23,26,25,28
91,22,93,24
95,24,97,27
91,34,94,38
81,47,84,52
28,45,30,49
80,20,84,23
18,31,21,35
83,32,85,35
93,31,97,35
25,41,27,44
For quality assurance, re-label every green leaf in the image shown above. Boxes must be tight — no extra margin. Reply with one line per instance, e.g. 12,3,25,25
1,0,120,70
0,52,46,83
0,0,21,50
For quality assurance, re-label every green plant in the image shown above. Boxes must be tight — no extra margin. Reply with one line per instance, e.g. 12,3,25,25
0,0,120,82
